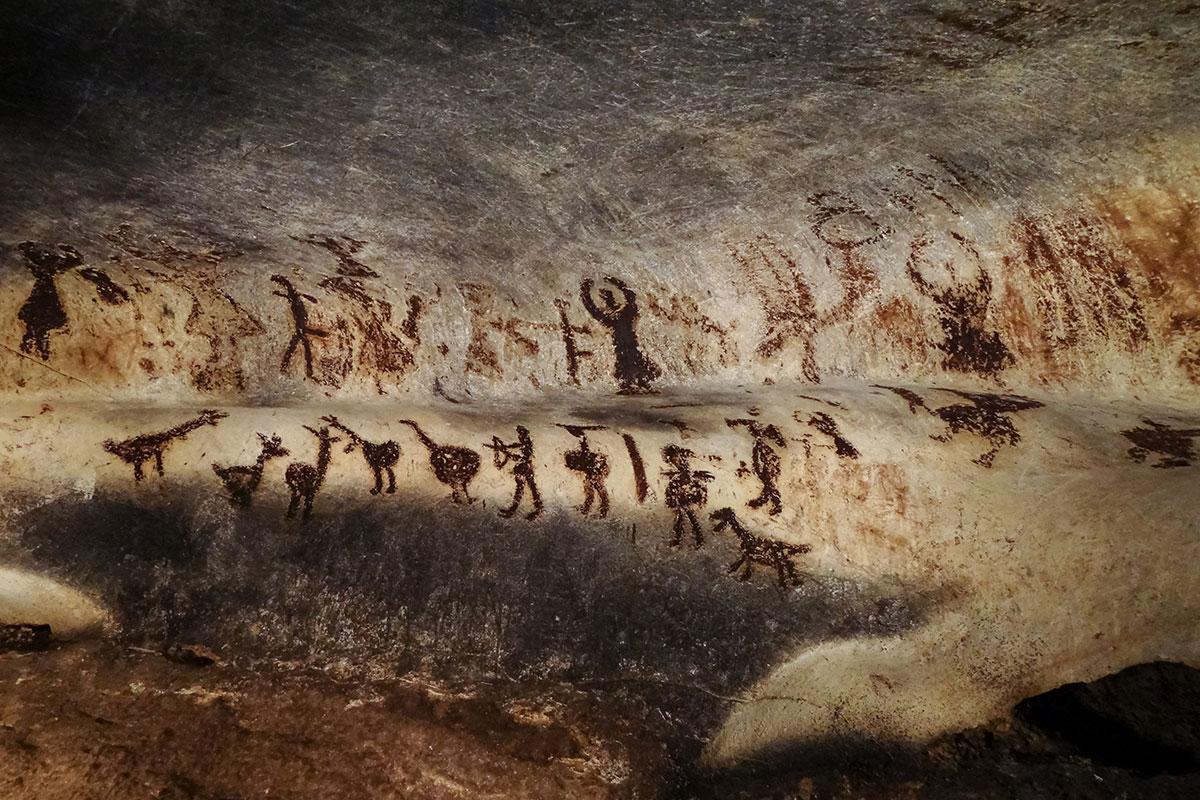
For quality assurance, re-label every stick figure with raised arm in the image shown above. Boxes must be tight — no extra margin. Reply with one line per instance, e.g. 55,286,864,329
580,276,661,394
272,274,329,379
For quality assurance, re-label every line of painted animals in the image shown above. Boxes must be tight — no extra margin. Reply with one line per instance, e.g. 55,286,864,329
101,389,1049,520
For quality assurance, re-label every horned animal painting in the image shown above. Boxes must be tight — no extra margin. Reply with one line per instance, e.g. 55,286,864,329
322,415,401,494
284,425,340,520
212,433,289,506
103,410,229,481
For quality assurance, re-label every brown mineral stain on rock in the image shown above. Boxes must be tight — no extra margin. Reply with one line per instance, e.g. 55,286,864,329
1098,188,1200,381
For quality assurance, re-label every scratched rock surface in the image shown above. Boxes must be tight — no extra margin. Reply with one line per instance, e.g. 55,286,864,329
1,0,1199,797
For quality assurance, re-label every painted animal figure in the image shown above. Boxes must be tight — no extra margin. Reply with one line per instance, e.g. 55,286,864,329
1122,418,1200,468
398,419,480,504
103,410,228,481
321,415,400,494
284,425,340,520
710,507,811,589
662,444,714,548
878,386,1044,467
212,433,290,507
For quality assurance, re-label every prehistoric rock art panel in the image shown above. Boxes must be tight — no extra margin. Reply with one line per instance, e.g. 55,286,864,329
77,268,131,306
459,283,548,380
726,418,787,515
1121,419,1200,468
212,433,290,507
710,507,811,589
559,424,611,518
272,275,330,380
399,420,481,504
554,298,593,385
877,385,1044,467
15,242,84,360
486,425,544,520
291,233,380,278
727,194,887,384
580,277,661,394
803,411,860,459
906,232,1013,376
321,415,401,494
103,410,228,481
643,292,737,372
662,444,715,548
104,224,265,392
318,276,424,392
285,425,341,521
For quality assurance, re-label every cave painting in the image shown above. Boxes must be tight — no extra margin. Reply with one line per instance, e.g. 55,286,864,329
711,507,810,589
621,433,649,504
292,233,379,278
1122,419,1200,468
726,418,787,515
15,242,84,360
322,415,401,494
555,298,593,384
212,433,289,507
580,277,661,394
877,385,1044,467
271,274,329,380
399,420,481,504
285,425,341,521
905,232,1013,377
559,424,611,518
662,444,715,548
803,411,860,459
486,425,544,520
103,410,228,481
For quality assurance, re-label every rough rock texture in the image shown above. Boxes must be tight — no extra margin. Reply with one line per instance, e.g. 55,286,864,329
1,0,1199,796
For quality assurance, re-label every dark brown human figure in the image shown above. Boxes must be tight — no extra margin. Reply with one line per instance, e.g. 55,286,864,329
662,444,714,548
711,507,811,589
726,418,787,515
399,420,481,504
559,424,611,518
1122,419,1200,468
486,425,543,520
271,275,329,380
321,415,400,494
212,433,290,507
580,277,661,394
103,410,229,481
285,425,340,521
16,242,83,360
